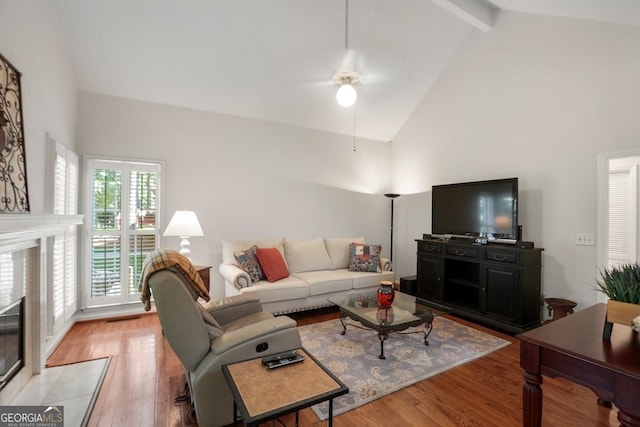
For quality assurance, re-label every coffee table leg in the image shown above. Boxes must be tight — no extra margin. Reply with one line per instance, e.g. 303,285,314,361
424,321,433,345
378,332,388,359
339,313,347,335
329,398,334,427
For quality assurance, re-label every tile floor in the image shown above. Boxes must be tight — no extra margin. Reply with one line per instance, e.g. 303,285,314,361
10,358,109,427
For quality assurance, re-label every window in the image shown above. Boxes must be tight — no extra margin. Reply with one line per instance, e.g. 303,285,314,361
608,158,638,268
83,157,162,307
46,135,79,337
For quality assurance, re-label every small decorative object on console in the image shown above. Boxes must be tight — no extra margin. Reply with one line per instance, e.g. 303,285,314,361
377,280,395,308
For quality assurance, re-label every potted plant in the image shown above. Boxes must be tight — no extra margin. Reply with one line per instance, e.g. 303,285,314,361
596,262,640,338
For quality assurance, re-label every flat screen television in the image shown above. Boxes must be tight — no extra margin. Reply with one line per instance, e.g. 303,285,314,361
432,177,518,241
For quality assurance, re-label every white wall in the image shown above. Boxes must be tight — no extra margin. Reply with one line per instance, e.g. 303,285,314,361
76,91,393,298
0,1,78,213
390,12,640,313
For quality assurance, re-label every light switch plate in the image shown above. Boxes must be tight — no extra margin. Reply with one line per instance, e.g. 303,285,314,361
576,233,595,246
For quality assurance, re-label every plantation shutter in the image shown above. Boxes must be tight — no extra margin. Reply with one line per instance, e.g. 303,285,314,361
608,165,637,268
47,136,80,336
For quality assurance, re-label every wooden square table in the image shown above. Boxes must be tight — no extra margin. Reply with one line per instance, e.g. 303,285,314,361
222,348,348,427
518,303,640,427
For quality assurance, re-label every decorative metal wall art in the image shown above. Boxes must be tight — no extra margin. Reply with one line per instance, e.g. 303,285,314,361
0,53,29,213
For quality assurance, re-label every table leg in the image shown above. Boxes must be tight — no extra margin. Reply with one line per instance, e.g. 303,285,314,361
295,410,299,427
329,398,333,427
523,371,543,427
378,332,388,359
424,321,433,345
339,313,347,335
233,401,238,427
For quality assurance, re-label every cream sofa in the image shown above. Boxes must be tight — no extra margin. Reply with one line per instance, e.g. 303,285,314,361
220,237,394,314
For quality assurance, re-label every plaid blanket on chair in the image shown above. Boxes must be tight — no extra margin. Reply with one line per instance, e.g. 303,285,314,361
138,248,210,311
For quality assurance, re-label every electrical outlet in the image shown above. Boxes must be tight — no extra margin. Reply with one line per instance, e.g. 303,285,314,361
575,233,595,246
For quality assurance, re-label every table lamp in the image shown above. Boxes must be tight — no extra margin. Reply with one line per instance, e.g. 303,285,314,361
163,210,204,259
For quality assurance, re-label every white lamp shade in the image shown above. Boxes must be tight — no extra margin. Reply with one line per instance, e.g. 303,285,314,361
336,83,357,107
163,210,204,238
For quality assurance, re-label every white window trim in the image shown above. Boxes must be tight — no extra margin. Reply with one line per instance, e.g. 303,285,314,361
597,151,640,303
81,155,164,309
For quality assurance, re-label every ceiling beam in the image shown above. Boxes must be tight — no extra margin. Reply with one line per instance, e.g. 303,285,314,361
432,0,496,32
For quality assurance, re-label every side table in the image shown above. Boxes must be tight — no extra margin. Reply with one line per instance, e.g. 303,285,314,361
222,348,348,427
193,265,211,292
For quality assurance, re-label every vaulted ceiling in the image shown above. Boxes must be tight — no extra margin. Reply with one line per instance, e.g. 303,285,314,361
53,0,640,141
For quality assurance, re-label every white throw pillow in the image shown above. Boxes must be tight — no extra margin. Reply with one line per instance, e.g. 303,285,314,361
284,238,332,273
325,237,365,270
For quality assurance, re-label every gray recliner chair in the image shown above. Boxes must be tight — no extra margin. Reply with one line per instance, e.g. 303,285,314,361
147,267,302,427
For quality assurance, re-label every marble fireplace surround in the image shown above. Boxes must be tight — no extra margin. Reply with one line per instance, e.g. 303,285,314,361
0,214,83,405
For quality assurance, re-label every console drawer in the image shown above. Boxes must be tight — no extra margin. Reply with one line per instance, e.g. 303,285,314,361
418,241,442,254
446,245,479,260
485,249,517,264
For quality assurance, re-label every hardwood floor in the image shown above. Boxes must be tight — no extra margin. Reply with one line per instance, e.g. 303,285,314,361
46,309,619,426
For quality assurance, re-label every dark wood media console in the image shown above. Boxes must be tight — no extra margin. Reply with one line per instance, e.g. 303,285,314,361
415,238,543,334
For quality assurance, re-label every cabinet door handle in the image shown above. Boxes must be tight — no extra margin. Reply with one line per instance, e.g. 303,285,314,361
426,247,435,252
493,255,507,261
455,250,466,256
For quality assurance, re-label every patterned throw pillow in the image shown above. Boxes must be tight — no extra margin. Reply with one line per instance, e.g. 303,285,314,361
348,243,382,273
233,245,263,282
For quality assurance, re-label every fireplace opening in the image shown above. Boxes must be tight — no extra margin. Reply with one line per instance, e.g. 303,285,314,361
0,297,24,391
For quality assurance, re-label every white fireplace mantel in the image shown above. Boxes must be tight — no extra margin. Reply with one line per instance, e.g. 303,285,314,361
0,214,84,243
0,213,84,405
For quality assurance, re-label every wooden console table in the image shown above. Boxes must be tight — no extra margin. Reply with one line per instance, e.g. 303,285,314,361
518,303,640,426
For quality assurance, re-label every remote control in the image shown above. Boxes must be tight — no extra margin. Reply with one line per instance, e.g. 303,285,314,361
261,350,304,368
261,350,299,365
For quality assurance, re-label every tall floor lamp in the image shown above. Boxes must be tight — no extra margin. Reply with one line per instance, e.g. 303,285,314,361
384,193,400,264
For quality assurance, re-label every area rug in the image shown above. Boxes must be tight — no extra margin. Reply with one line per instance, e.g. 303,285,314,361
299,317,510,420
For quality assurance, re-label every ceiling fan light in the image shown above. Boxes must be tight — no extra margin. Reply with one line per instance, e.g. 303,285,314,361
336,83,357,107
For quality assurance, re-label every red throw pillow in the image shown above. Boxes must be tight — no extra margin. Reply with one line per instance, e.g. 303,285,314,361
255,247,289,282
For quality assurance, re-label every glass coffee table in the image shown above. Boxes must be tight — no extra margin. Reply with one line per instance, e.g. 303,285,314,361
328,291,451,359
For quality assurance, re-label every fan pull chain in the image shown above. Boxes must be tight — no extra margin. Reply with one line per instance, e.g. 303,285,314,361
353,108,357,152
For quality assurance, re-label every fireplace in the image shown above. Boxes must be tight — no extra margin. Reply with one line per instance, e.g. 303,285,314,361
0,297,24,391
0,214,83,404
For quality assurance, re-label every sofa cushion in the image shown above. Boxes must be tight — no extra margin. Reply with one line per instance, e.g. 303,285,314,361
346,270,396,290
294,270,353,296
222,238,285,265
349,243,382,273
256,247,290,282
284,238,332,273
239,276,309,303
233,245,263,282
325,237,365,270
